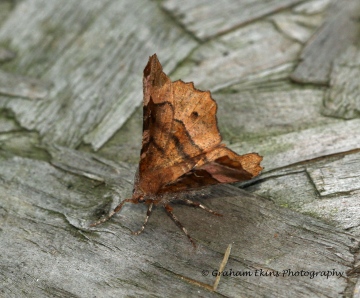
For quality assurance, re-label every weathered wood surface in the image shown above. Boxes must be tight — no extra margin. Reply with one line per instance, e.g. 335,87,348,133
322,46,360,119
291,0,360,85
0,0,360,297
162,0,306,40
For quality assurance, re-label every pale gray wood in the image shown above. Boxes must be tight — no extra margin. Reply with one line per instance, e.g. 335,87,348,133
49,144,134,185
0,131,51,162
322,46,360,119
355,279,360,298
307,153,360,197
162,0,305,40
0,110,19,132
1,0,360,296
215,86,336,143
291,0,360,84
270,12,324,43
0,151,357,297
230,119,360,171
0,0,197,150
246,151,360,237
0,47,16,63
0,1,13,28
171,21,301,92
293,0,331,14
0,70,51,99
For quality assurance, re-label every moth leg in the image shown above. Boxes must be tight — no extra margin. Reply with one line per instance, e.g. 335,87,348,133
164,204,196,248
90,198,133,227
182,199,223,216
132,201,154,235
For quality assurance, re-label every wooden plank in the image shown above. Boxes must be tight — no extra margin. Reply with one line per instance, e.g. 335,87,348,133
270,12,324,43
307,153,360,197
291,0,360,84
230,119,360,171
1,0,360,296
0,131,50,162
171,21,301,92
215,86,333,143
0,47,16,63
162,0,305,40
0,0,197,150
292,0,331,14
0,150,357,297
245,150,360,237
0,118,17,133
0,70,51,99
0,0,12,28
322,45,360,119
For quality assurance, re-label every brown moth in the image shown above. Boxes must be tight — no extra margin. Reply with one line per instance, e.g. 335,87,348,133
91,54,263,246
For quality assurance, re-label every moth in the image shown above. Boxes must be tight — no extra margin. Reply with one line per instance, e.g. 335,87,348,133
92,54,263,246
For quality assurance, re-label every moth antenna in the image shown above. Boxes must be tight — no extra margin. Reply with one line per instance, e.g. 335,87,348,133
182,199,223,216
90,198,133,227
164,204,196,248
132,201,154,235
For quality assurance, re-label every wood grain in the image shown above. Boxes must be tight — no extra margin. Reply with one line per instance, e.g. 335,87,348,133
322,46,360,119
1,0,360,296
0,151,357,297
0,0,197,150
162,0,304,40
291,0,360,84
